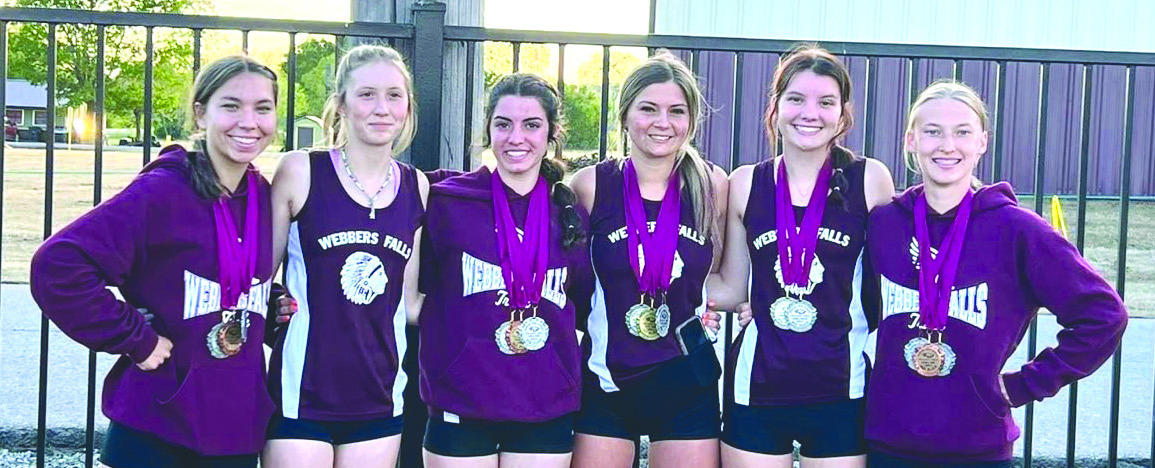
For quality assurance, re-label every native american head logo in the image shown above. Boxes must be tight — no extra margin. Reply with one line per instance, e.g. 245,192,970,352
909,237,939,270
341,251,388,305
774,254,825,296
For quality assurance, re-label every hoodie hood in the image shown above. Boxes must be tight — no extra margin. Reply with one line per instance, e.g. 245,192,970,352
142,144,193,177
892,181,1017,216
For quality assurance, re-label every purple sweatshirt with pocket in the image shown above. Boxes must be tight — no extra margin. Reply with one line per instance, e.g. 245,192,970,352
29,145,275,456
864,182,1127,462
418,167,593,422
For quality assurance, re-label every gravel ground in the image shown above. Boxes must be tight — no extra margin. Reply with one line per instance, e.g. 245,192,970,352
0,448,94,467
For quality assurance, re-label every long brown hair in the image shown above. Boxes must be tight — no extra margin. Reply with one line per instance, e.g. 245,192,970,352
187,55,278,199
617,50,716,241
484,73,584,248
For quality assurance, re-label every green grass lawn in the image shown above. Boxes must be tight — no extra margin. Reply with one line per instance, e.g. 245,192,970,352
3,147,1151,316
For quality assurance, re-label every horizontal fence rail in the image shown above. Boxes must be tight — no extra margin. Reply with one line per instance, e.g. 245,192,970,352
0,5,1151,468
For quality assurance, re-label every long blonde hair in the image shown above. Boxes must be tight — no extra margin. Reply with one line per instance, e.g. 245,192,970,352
905,80,988,188
321,44,417,153
617,50,716,241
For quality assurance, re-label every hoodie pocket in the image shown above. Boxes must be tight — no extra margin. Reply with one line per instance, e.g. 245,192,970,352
969,375,1010,420
435,338,578,419
158,364,275,455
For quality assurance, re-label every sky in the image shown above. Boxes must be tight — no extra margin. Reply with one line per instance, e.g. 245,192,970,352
212,0,649,32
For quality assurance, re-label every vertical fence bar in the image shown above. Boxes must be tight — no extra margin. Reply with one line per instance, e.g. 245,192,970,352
904,58,920,188
511,41,520,73
334,35,343,77
990,60,1007,182
143,27,153,164
0,22,6,374
86,27,106,468
599,45,610,159
411,2,446,170
193,28,202,77
285,32,297,151
37,23,57,468
1069,63,1094,468
242,29,249,53
463,40,475,170
729,52,743,171
863,56,876,158
555,43,565,160
1023,62,1050,468
1107,64,1135,468
952,59,962,80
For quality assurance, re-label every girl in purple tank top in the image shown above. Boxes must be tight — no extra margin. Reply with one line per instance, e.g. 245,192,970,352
263,45,428,468
864,81,1126,467
417,74,591,467
707,46,895,468
569,51,729,468
30,56,279,468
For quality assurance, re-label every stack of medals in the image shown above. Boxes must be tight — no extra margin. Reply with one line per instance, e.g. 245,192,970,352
904,189,974,377
207,170,259,359
491,170,551,355
621,160,679,341
770,157,833,333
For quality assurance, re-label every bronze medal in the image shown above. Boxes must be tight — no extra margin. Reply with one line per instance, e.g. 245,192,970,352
506,319,527,354
903,334,957,377
207,309,245,359
495,321,515,355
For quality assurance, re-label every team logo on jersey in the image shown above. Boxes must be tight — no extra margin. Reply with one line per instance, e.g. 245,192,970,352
460,252,569,307
183,271,271,320
909,237,939,270
636,246,686,282
773,254,825,296
879,274,988,329
341,251,388,305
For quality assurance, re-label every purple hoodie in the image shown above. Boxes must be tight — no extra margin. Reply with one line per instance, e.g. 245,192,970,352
29,145,275,456
864,182,1127,462
418,167,593,422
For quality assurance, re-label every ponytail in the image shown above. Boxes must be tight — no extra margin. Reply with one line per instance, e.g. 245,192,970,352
541,157,585,248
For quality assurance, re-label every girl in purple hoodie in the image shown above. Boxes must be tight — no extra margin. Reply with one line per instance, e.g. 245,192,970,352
262,44,427,468
864,80,1127,467
417,73,592,467
30,56,279,468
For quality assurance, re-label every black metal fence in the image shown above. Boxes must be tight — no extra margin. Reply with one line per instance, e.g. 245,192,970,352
0,3,1152,467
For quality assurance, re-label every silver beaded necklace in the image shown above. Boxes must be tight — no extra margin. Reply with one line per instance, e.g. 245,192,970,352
340,149,393,219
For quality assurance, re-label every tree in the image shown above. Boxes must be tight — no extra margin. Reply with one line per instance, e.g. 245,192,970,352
281,37,335,121
483,42,555,88
8,0,206,141
575,51,643,87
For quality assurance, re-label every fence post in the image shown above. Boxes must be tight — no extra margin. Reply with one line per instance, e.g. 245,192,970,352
411,0,446,171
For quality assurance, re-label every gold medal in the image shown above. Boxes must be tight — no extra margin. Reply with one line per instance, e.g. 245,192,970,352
506,319,527,354
625,301,651,338
495,320,515,355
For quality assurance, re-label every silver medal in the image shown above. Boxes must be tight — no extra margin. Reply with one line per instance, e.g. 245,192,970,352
495,321,515,355
517,316,550,351
654,303,671,338
769,297,817,333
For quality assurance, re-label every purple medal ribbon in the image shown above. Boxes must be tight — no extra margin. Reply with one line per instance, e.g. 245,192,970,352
622,159,681,298
491,170,550,310
212,169,260,309
774,157,833,289
913,189,975,331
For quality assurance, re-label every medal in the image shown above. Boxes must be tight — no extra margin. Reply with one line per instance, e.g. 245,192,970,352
622,160,681,342
207,170,260,358
907,189,975,377
490,169,551,354
903,333,957,377
771,157,832,333
768,296,818,333
517,308,549,352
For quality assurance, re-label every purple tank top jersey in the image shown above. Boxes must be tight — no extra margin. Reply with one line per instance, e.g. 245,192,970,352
585,159,714,391
730,158,872,406
270,151,423,420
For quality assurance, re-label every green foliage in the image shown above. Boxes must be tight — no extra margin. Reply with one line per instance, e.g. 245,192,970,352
280,37,335,120
563,83,601,150
7,0,205,141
